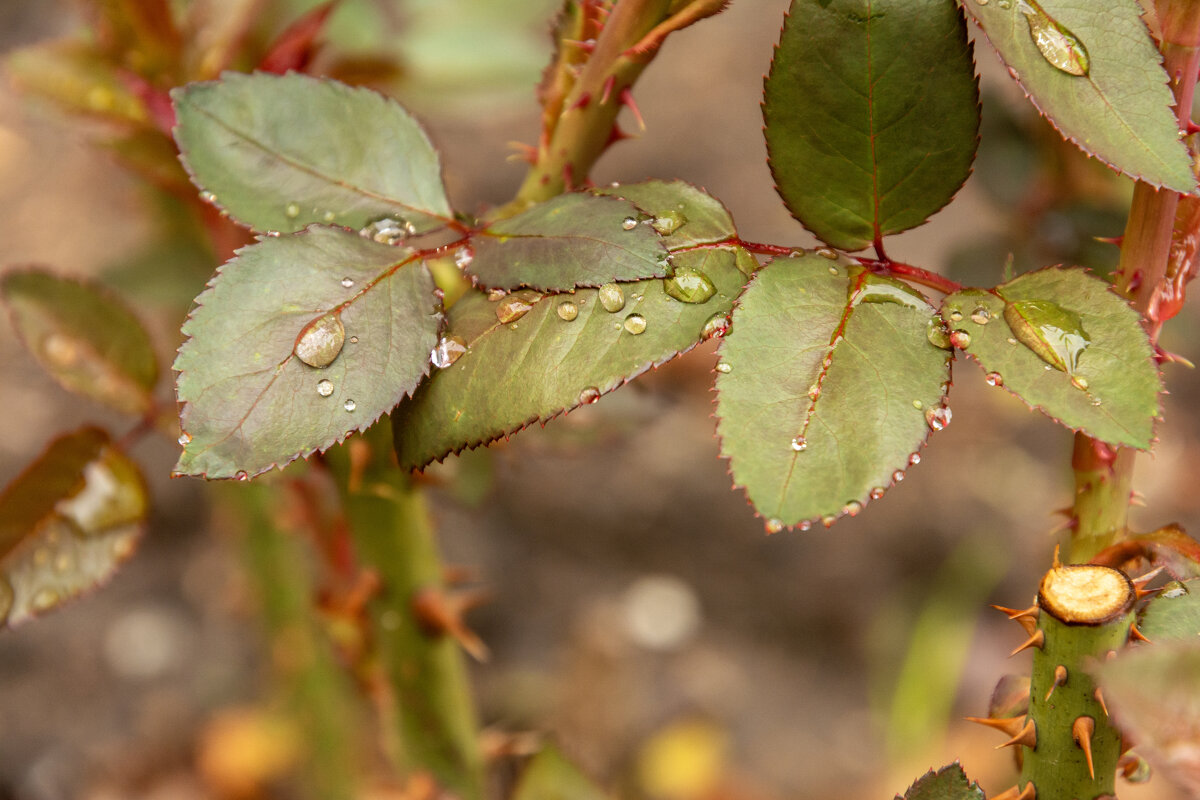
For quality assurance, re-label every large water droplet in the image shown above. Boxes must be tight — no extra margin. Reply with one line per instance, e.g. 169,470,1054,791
362,217,413,244
927,318,952,350
316,379,335,397
925,406,952,431
948,330,971,349
295,313,345,368
764,518,783,534
970,306,991,325
985,372,1004,387
1003,299,1090,374
343,399,356,412
790,436,808,452
1019,0,1089,76
557,301,579,321
578,386,601,405
702,312,731,340
623,313,647,335
431,335,468,369
663,267,716,304
852,273,929,311
651,210,687,235
496,290,541,324
599,283,626,313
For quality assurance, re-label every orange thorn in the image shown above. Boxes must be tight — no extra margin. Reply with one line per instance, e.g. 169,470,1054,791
964,715,1027,738
1010,629,1045,656
990,782,1037,800
1073,716,1096,779
993,603,1039,622
411,587,492,662
1045,665,1068,700
619,87,645,130
996,718,1037,750
1094,235,1124,246
1129,623,1152,643
1132,566,1165,589
1094,687,1110,718
600,74,616,104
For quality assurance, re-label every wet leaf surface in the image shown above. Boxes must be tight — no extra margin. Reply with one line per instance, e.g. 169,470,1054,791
173,72,454,235
940,267,1160,449
1140,579,1200,642
716,255,952,531
593,180,738,251
0,427,147,630
894,763,985,800
2,268,159,416
962,0,1195,192
466,193,669,291
393,246,750,470
763,0,980,251
176,226,441,479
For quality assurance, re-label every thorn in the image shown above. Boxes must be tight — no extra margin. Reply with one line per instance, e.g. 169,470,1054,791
606,124,634,146
1094,234,1124,246
965,715,1027,738
1155,345,1196,368
990,782,1036,800
600,74,616,104
1095,687,1109,718
993,604,1039,634
1129,623,1152,643
411,587,491,662
568,91,592,112
619,87,645,130
996,717,1037,750
1071,716,1097,778
1052,545,1062,568
1045,665,1068,700
1188,119,1200,134
1010,629,1045,657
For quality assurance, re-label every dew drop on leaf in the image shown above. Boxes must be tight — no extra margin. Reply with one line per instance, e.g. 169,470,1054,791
764,518,783,534
578,386,601,405
621,217,639,230
285,203,300,219
323,211,336,223
316,379,334,397
821,515,836,528
909,452,922,466
663,267,717,304
912,400,923,410
651,210,687,235
178,432,192,447
431,335,468,369
985,372,1004,387
488,288,507,301
843,500,862,517
702,312,731,340
798,520,812,531
341,277,354,289
349,336,358,344
948,330,971,349
495,290,540,324
869,487,886,500
557,301,579,321
715,361,732,374
853,277,929,311
235,471,249,481
343,399,356,412
362,217,413,244
790,436,808,452
970,306,991,325
892,469,906,482
816,248,838,260
925,405,952,431
927,318,952,349
1019,0,1090,76
623,313,647,335
599,283,626,313
199,191,217,204
1003,299,1090,374
294,313,345,368
1071,375,1089,391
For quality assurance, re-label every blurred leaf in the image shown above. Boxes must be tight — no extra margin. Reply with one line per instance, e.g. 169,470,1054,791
0,427,148,630
893,763,984,800
962,0,1195,192
593,180,738,251
467,193,669,291
514,745,608,800
179,0,264,79
175,227,441,479
988,674,1032,720
6,39,148,124
172,72,453,235
2,268,159,416
1140,580,1200,642
940,267,1161,449
763,0,979,251
716,256,951,530
394,246,749,471
1097,642,1200,796
258,1,338,74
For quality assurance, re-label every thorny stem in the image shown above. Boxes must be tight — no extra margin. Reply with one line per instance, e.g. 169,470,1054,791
1071,7,1200,563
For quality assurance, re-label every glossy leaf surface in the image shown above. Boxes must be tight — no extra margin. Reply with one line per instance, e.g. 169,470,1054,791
716,256,952,530
593,180,738,250
176,226,441,479
940,267,1160,449
173,72,453,235
895,763,985,800
394,246,750,470
962,0,1195,191
0,427,147,630
466,193,668,291
2,269,159,416
763,0,980,250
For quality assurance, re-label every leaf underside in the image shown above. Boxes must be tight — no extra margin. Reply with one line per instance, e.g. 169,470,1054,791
0,427,148,630
763,0,980,251
895,763,986,800
172,71,454,235
176,226,442,479
1,268,159,416
716,254,952,530
962,0,1195,192
941,267,1160,449
393,246,751,471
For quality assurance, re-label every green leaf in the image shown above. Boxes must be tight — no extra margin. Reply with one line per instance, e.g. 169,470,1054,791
893,763,985,800
716,255,952,531
512,746,609,800
2,268,159,416
940,267,1161,449
593,180,738,251
763,0,980,251
465,193,669,291
962,0,1195,192
0,427,148,630
393,246,750,470
175,226,442,479
172,72,454,235
1140,580,1200,642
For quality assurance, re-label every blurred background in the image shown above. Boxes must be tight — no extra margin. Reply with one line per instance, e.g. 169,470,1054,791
1,1,1198,798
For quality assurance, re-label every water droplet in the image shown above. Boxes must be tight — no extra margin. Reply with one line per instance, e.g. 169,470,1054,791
925,405,952,431
341,277,354,289
285,202,300,218
985,372,1004,387
892,470,905,482
912,400,923,410
316,379,335,397
853,274,930,311
948,330,971,349
828,266,839,275
843,500,862,517
970,306,991,325
431,335,468,369
651,210,687,235
790,436,808,452
1004,299,1090,374
323,211,336,223
623,313,647,335
487,288,508,301
927,318,952,349
199,191,217,204
947,310,963,323
1019,0,1089,76
817,248,838,260
557,301,579,321
343,399,356,412
496,290,541,324
362,217,412,244
978,0,988,5
869,487,886,500
663,267,716,304
455,247,474,269
1071,375,1089,391
235,471,249,481
622,216,639,230
1162,580,1189,599
599,283,626,313
798,520,812,531
349,336,358,344
807,384,821,401
764,518,783,534
1007,337,1018,345
178,432,192,447
702,312,731,340
821,515,836,528
578,386,601,405
295,313,345,368
715,361,732,374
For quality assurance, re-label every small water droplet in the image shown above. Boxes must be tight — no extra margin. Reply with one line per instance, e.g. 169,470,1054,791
578,386,601,405
455,247,474,269
623,313,647,335
431,335,468,368
557,301,579,321
925,405,952,432
970,306,991,325
764,518,783,534
199,191,217,204
828,266,839,275
790,436,808,452
316,379,335,397
622,217,639,230
496,290,541,324
948,310,963,323
817,248,838,260
892,470,905,482
821,515,836,528
949,330,971,349
912,400,923,410
323,211,336,223
285,202,300,218
651,210,687,235
1071,375,1089,391
349,336,358,344
178,432,192,447
235,471,249,481
843,500,863,517
1019,0,1089,76
343,399,356,412
807,384,821,401
599,283,626,313
702,312,731,340
663,267,716,304
978,0,988,5
295,313,346,368
341,277,354,289
798,520,812,531
715,361,732,374
985,372,1004,387
1007,337,1018,345
869,487,886,500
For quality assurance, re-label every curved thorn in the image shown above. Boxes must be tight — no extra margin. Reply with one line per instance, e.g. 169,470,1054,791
1010,629,1045,656
996,718,1037,750
964,715,1026,737
1045,665,1068,701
